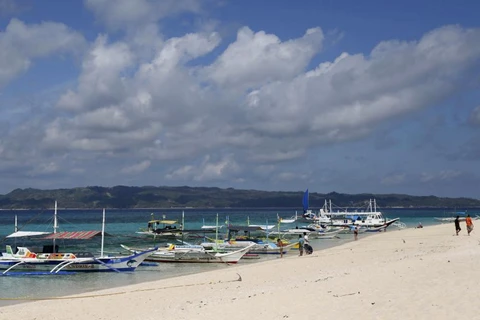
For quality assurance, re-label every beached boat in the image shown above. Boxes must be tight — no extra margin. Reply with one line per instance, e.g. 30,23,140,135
269,226,342,239
201,238,297,255
200,215,293,255
0,206,157,275
121,243,255,263
0,245,157,275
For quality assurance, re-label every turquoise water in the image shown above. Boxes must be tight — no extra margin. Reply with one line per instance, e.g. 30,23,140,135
0,207,464,306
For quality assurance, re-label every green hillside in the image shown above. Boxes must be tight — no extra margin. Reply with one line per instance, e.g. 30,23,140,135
0,186,479,209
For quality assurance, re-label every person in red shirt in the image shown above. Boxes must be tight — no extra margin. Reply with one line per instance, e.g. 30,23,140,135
466,214,474,236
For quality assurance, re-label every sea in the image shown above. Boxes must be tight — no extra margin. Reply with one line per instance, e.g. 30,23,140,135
0,207,470,306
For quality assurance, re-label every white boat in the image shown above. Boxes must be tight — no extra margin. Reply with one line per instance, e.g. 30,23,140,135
201,217,224,231
269,226,342,240
0,205,156,275
201,239,297,255
316,199,400,229
0,245,156,275
121,243,255,264
246,216,276,230
278,212,298,224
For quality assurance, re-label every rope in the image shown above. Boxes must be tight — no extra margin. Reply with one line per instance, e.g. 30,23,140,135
0,209,47,245
0,273,243,301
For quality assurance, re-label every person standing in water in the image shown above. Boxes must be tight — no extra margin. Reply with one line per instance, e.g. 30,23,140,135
466,214,474,236
454,216,461,236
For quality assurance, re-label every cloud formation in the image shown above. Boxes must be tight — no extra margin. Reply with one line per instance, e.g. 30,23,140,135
1,3,480,196
0,19,86,88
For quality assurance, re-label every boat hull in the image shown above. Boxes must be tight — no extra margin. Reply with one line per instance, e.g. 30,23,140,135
123,244,254,264
0,249,156,274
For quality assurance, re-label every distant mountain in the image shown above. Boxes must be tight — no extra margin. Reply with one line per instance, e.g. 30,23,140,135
0,186,479,209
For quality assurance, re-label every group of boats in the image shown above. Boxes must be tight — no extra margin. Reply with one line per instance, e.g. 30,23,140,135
276,190,402,234
0,192,403,275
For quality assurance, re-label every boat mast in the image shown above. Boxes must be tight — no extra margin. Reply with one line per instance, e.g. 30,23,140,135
277,213,280,235
264,218,267,236
53,201,58,252
181,210,185,244
101,208,105,257
14,214,18,248
215,213,219,245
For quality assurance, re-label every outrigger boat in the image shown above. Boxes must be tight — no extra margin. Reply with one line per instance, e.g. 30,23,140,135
136,212,219,239
0,204,156,275
313,198,400,230
121,242,255,264
136,214,184,238
0,245,156,275
277,212,298,224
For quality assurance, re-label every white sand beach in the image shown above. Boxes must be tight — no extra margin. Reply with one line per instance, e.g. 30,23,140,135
1,223,479,320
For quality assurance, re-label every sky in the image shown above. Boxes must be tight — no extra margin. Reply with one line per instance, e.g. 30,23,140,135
0,0,480,198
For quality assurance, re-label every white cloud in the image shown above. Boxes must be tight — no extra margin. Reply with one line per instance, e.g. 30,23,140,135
420,170,462,183
39,24,480,186
381,173,406,185
204,27,324,90
243,25,480,145
0,18,86,88
84,0,201,31
166,155,240,182
121,160,151,174
56,35,133,112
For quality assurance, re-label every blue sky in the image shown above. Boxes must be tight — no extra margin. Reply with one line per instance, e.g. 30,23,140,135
0,0,480,198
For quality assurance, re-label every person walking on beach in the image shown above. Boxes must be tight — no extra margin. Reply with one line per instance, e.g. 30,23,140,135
455,216,461,236
277,238,284,258
466,214,474,236
298,234,304,256
354,226,359,240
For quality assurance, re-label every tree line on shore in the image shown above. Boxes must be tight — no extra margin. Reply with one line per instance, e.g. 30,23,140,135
0,186,479,209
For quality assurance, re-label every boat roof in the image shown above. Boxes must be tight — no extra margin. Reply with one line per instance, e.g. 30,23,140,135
6,231,52,238
148,220,178,224
42,231,110,240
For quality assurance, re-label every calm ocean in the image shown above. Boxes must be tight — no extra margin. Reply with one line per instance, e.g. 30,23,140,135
0,207,469,306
